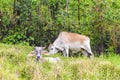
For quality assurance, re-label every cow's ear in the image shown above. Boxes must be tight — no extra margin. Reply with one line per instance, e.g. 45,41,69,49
56,46,64,51
59,47,64,51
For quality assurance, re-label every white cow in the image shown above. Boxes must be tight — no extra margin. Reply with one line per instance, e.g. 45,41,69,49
34,47,61,63
49,32,93,58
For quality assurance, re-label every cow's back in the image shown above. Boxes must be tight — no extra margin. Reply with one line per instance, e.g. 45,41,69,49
58,32,89,44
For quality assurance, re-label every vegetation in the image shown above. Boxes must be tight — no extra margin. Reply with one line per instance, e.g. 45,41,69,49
0,0,120,55
0,43,120,80
0,0,120,79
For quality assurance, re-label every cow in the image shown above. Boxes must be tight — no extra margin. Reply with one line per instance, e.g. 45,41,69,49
34,47,61,63
34,47,45,61
49,32,93,58
28,49,49,57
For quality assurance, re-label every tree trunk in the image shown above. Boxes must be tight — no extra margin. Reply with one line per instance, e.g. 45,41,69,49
78,0,80,26
37,1,40,15
13,0,16,14
66,0,68,12
13,0,16,32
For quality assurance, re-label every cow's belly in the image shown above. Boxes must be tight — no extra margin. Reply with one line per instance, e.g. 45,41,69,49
68,42,83,51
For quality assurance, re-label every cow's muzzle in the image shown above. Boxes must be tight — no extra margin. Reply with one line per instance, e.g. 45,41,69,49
36,56,40,61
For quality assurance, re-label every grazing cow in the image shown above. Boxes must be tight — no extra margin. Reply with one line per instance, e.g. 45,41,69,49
49,32,93,58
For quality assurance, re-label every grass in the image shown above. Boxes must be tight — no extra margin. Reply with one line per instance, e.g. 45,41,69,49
0,43,120,80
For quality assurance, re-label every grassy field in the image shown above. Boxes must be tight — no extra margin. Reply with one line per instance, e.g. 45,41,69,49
0,43,120,80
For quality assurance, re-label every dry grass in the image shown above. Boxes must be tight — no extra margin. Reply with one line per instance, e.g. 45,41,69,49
0,43,120,80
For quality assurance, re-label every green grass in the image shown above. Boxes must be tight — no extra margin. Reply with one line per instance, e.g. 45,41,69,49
0,43,120,80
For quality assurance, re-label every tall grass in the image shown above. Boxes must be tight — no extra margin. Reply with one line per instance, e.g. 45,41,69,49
0,43,120,80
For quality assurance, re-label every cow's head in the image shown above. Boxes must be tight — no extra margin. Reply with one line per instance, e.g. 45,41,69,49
48,44,64,54
34,47,45,61
48,44,58,54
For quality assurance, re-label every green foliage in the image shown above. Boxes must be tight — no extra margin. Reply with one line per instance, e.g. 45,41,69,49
1,32,32,45
0,0,120,54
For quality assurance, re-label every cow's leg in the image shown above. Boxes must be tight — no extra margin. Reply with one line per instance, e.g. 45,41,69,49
81,47,92,58
84,46,93,58
87,46,93,57
63,50,66,56
65,47,69,57
83,40,93,58
81,49,88,57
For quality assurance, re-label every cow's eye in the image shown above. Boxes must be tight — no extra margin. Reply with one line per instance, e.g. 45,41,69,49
35,50,38,53
50,48,53,50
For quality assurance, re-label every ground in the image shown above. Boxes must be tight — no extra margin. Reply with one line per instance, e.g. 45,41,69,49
0,43,120,80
